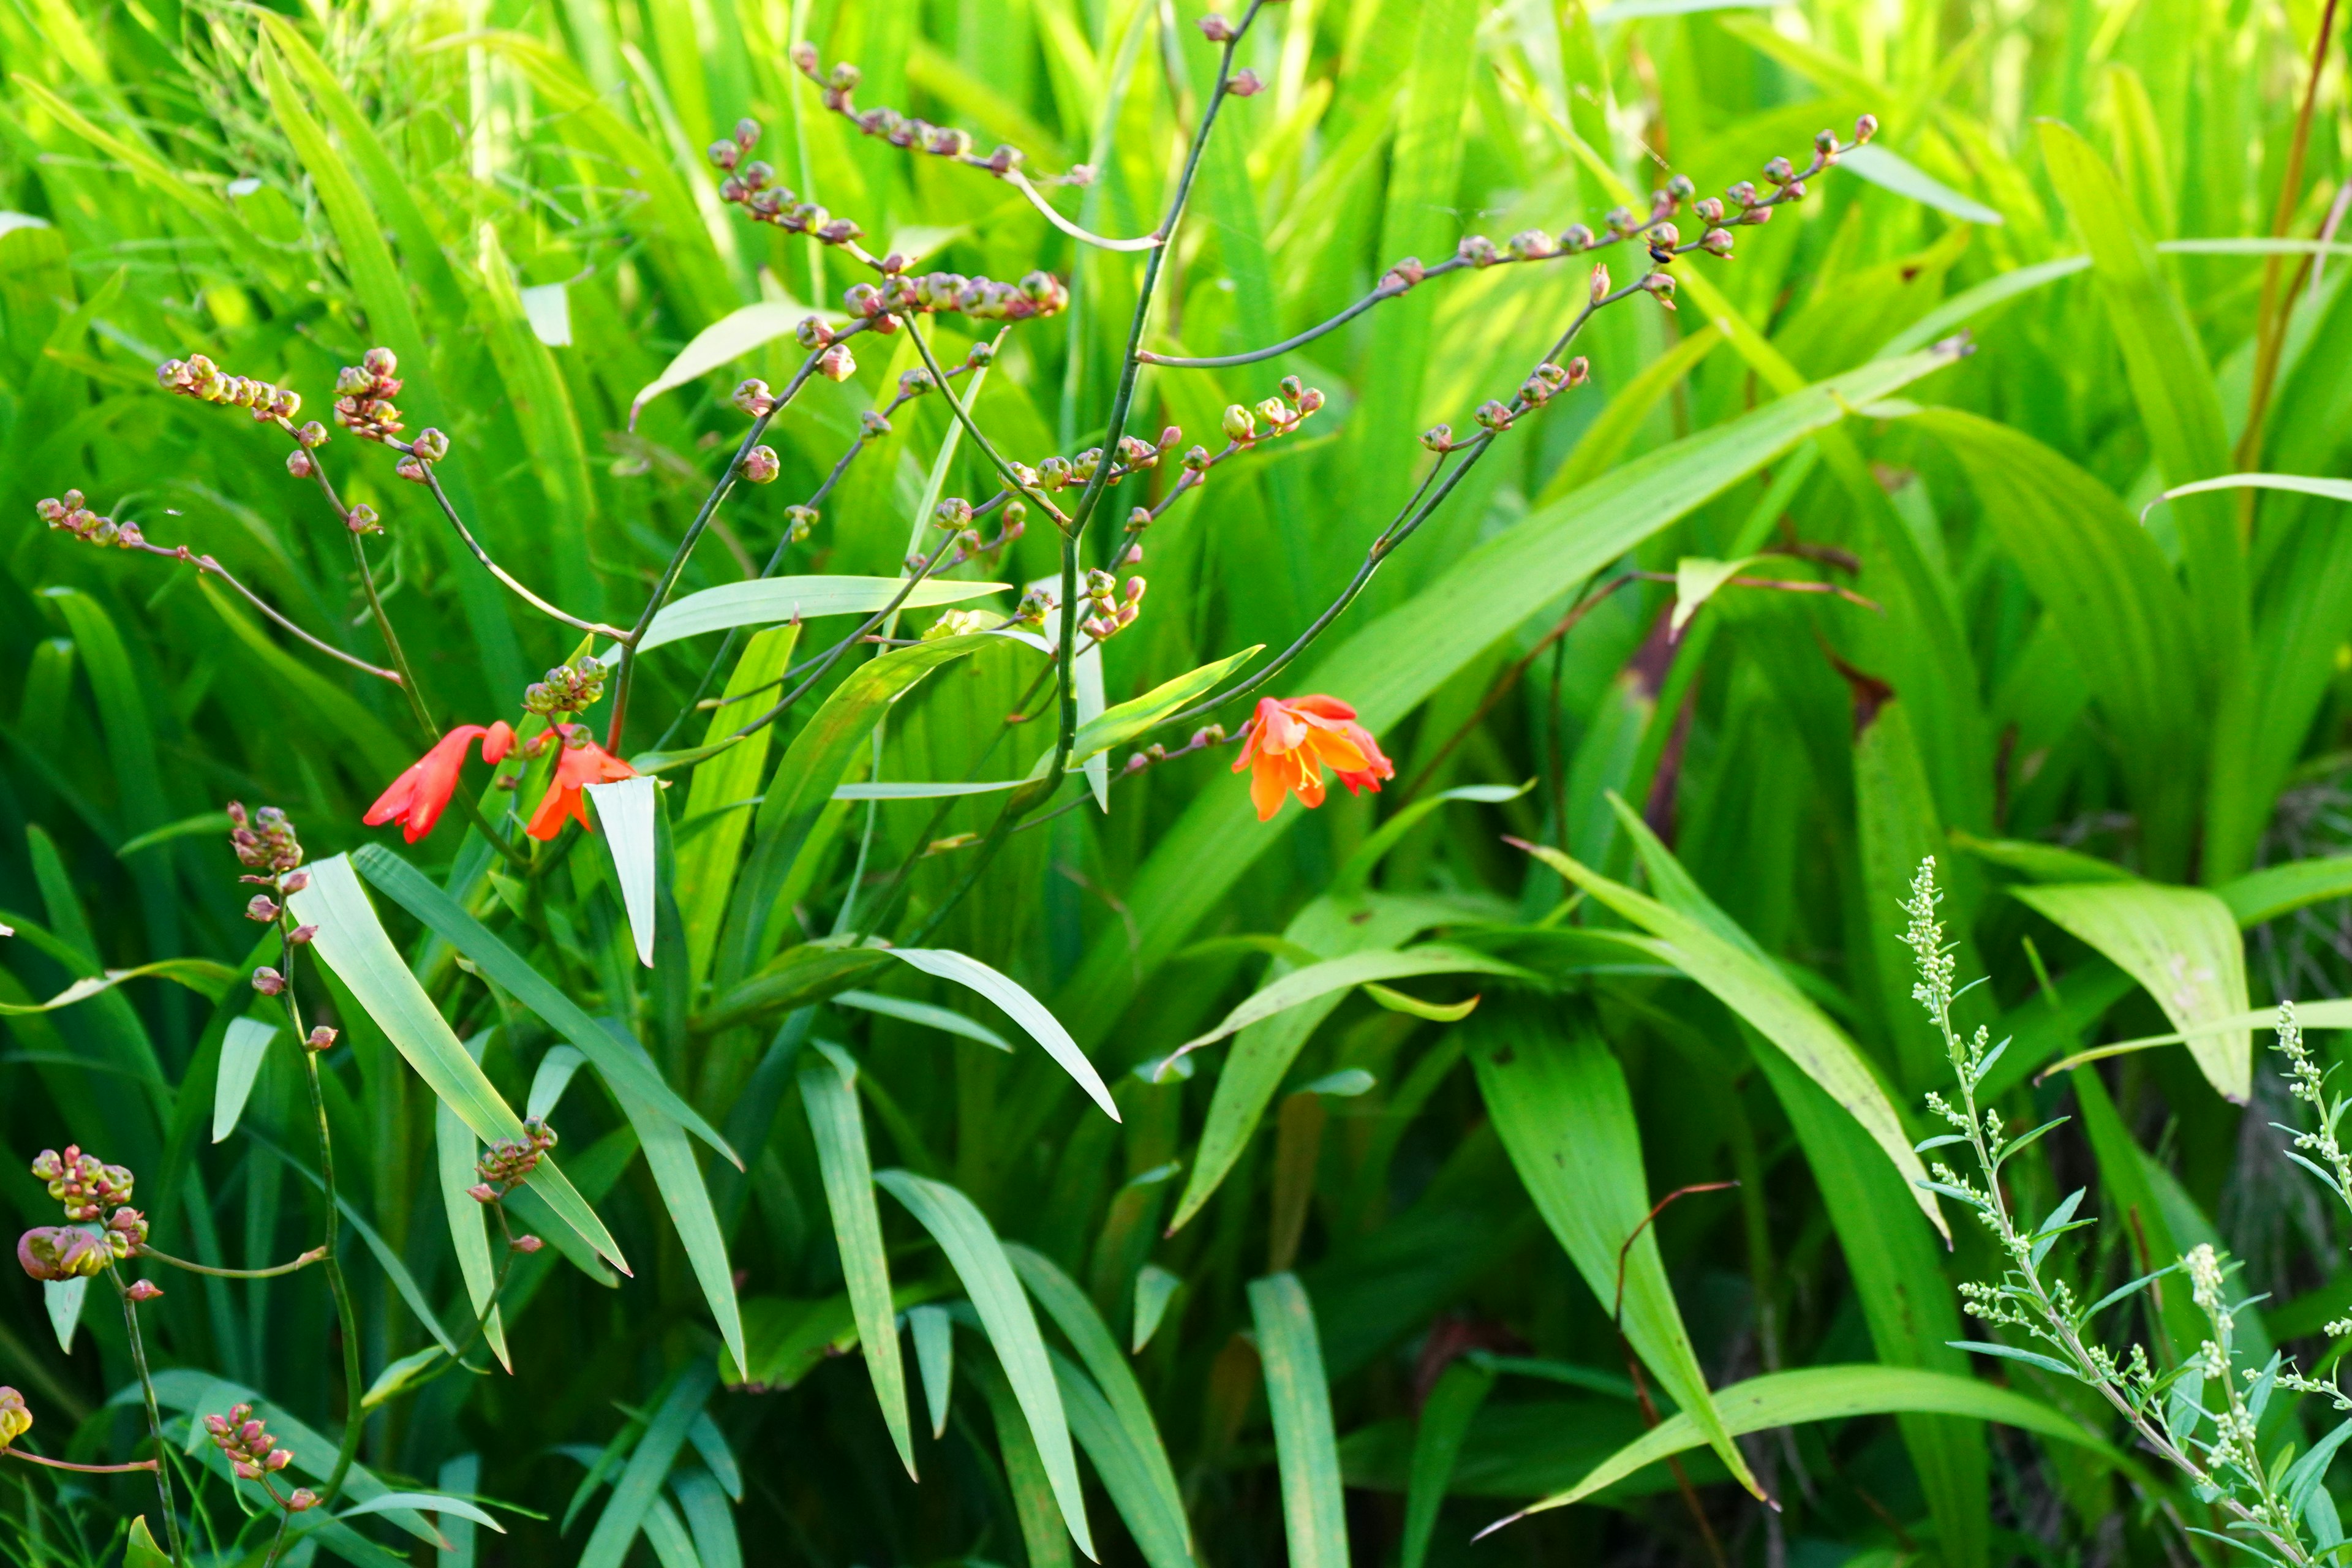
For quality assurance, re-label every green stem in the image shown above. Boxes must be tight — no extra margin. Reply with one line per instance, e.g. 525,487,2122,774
135,1244,326,1280
107,1261,183,1564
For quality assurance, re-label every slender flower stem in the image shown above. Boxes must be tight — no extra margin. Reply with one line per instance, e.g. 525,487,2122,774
4,1449,157,1475
606,322,872,753
135,1243,326,1280
409,464,630,639
268,915,364,1509
107,1261,182,1564
899,320,1071,527
126,540,401,684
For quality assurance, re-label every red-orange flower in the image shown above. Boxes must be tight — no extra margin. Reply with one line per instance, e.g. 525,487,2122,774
525,725,639,841
363,723,516,843
1233,695,1393,821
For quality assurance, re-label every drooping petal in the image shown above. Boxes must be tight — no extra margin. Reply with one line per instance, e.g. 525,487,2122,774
481,721,517,764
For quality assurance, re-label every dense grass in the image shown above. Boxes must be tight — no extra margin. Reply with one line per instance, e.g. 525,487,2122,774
4,0,2352,1563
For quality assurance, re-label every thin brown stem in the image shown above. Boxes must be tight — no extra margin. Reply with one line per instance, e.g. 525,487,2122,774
2237,0,2340,477
127,541,400,684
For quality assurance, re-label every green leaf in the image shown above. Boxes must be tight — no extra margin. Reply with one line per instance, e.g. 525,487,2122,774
362,1344,448,1411
1875,257,2092,359
1403,1361,1494,1568
2144,473,2352,519
336,1491,505,1534
723,634,996,984
1666,555,1758,638
2218,857,2352,927
877,1169,1095,1560
832,989,1012,1050
1056,345,1970,1054
1049,645,1263,772
115,812,232,858
971,1355,1076,1568
210,1017,276,1144
585,777,660,968
884,949,1119,1121
1469,997,1761,1499
1174,945,1531,1056
1520,839,1947,1238
1840,143,2005,224
579,1363,720,1568
1006,1246,1191,1564
1493,1365,2132,1524
1248,1273,1350,1568
440,1032,510,1369
638,578,1011,652
1132,1265,1182,1354
799,1046,916,1477
288,855,628,1275
352,845,731,1156
1331,783,1534,895
1537,326,1728,507
0,957,237,1016
2010,881,2250,1102
671,1465,741,1568
624,300,839,426
124,1517,170,1568
42,1277,85,1354
676,627,799,987
1050,1350,1194,1568
910,1303,954,1439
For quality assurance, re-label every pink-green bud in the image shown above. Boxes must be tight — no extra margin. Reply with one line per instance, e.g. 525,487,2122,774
512,1234,544,1253
1589,264,1611,303
411,428,450,462
1228,68,1264,96
818,344,858,382
347,503,381,534
708,140,741,171
306,1027,337,1051
1854,113,1879,144
790,40,819,75
741,445,780,483
1221,404,1256,442
361,346,398,379
126,1279,162,1302
251,967,285,996
1198,13,1235,40
1457,234,1499,267
1702,227,1735,257
1763,156,1794,185
1725,181,1758,208
298,421,328,448
1508,229,1557,260
1422,424,1452,451
733,378,775,417
1474,400,1513,431
246,895,279,922
1559,224,1594,252
795,317,834,350
286,450,314,479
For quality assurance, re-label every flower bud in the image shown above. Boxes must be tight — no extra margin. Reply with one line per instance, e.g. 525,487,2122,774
306,1026,338,1051
733,378,775,417
246,895,280,922
1725,181,1758,208
1508,228,1557,260
467,1183,497,1204
785,505,819,543
708,140,741,171
1457,234,1498,267
1421,423,1453,451
1694,197,1724,224
741,445,780,484
1743,203,1776,225
1649,221,1680,252
281,870,309,893
1123,543,1144,564
1605,205,1637,235
934,497,973,529
1256,397,1288,428
512,1234,545,1253
818,344,858,381
1229,67,1264,96
859,410,891,440
1641,271,1678,309
288,1489,320,1512
361,346,398,379
1559,224,1594,252
986,144,1023,174
286,450,314,479
1295,386,1325,415
795,316,834,350
1589,264,1611,303
1566,356,1590,385
1763,155,1794,186
827,61,861,90
791,40,820,75
298,421,328,448
1125,576,1147,603
1381,256,1425,290
1182,445,1211,472
1781,179,1806,202
1199,13,1235,40
127,1279,162,1302
394,456,427,483
251,967,285,997
287,924,317,945
1474,399,1513,431
1665,173,1696,203
1222,404,1256,442
1814,128,1838,156
410,427,450,463
1702,227,1735,257
1854,113,1879,144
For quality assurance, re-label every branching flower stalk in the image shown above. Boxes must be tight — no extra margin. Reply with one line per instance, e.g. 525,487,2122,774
1905,858,2317,1564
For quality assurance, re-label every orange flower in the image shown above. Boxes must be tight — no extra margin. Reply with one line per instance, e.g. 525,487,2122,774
363,723,516,843
1233,695,1393,821
525,725,639,841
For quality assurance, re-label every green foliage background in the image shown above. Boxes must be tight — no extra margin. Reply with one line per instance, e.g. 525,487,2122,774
4,0,2352,1562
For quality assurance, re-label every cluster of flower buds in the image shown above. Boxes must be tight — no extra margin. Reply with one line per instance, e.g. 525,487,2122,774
709,119,872,249
783,504,821,545
1518,358,1589,411
786,46,1080,186
285,418,332,478
1121,723,1227,779
396,426,450,483
33,1145,134,1223
157,355,303,423
845,270,1070,328
522,658,609,717
0,1389,28,1452
469,1117,557,1201
1012,585,1058,627
229,801,306,875
34,491,144,549
205,1406,309,1501
332,348,404,442
1221,377,1325,447
1080,568,1145,643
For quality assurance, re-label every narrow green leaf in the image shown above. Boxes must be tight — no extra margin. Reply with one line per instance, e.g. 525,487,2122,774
911,1304,954,1439
1050,1350,1194,1568
1841,143,2005,224
42,1278,85,1354
878,1169,1095,1560
638,579,1010,652
579,1363,720,1568
586,777,660,968
1249,1273,1349,1568
288,855,628,1274
1403,1361,1494,1568
209,1019,275,1145
676,627,799,987
832,990,1011,1051
625,300,839,426
885,949,1119,1121
1494,1365,2131,1523
1469,997,1762,1498
801,1046,916,1477
1175,946,1531,1057
1132,1265,1181,1354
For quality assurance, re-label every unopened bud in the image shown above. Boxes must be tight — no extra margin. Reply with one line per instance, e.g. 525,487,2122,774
1854,113,1879,144
1566,356,1590,385
1702,227,1735,257
1228,68,1263,96
126,1279,162,1302
1295,386,1324,415
1474,400,1513,431
1725,181,1758,208
511,1234,544,1253
245,895,280,922
306,1026,337,1051
1642,271,1678,309
733,378,775,417
361,346,398,379
394,456,427,483
827,62,861,91
934,497,973,529
1589,264,1611,303
742,445,780,483
251,967,284,997
1508,229,1557,260
1222,404,1255,441
1421,423,1453,452
818,344,858,382
285,450,314,479
1125,576,1147,603
297,421,328,448
281,870,310,893
784,505,819,543
708,140,741,171
410,428,450,463
1763,156,1794,186
467,1183,497,1204
795,316,834,350
288,1489,320,1512
1123,543,1144,564
1182,445,1210,472
287,924,317,945
1256,397,1288,428
790,40,819,75
1814,128,1838,156
1694,197,1724,225
1198,13,1235,40
1559,224,1594,252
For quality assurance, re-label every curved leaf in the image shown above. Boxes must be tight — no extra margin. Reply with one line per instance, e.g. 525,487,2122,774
885,948,1118,1121
639,578,1010,653
1174,945,1531,1057
801,1047,915,1477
